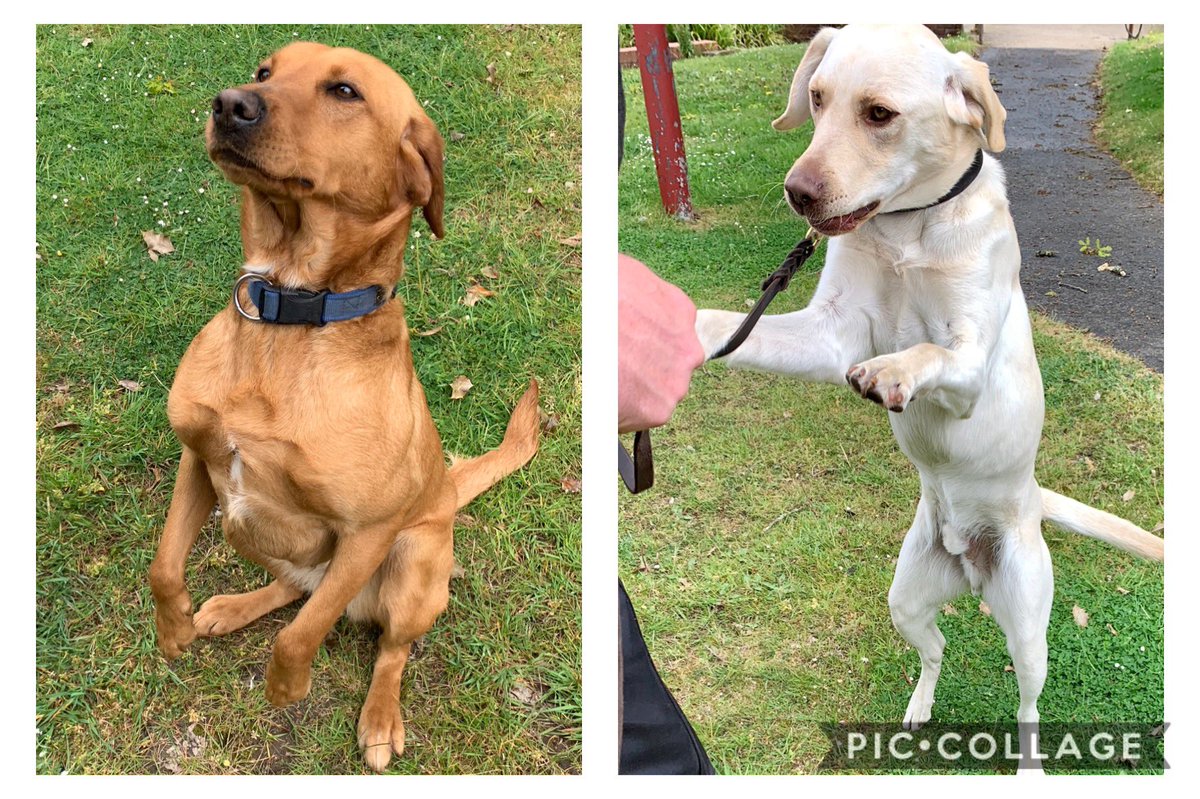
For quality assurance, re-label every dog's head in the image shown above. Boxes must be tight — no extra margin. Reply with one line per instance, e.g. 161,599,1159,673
206,42,445,263
772,25,1006,235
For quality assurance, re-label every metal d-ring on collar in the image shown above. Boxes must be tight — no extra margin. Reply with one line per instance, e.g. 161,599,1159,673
233,272,264,321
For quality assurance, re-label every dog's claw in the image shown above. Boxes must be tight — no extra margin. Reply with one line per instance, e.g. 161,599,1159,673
358,700,406,772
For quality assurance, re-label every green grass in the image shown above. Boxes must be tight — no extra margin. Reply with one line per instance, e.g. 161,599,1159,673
36,24,580,775
620,44,1163,775
619,24,785,51
1095,33,1164,195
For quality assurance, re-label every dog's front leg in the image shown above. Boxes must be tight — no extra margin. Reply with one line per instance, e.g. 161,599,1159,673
697,305,872,385
149,447,217,659
846,342,986,416
264,523,399,707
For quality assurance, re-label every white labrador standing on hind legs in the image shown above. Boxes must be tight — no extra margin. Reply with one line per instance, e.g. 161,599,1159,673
695,25,1163,769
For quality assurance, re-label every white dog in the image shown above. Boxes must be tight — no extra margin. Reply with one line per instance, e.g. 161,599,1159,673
695,25,1163,765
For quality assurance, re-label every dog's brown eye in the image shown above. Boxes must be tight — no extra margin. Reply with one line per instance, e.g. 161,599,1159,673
256,67,271,82
811,90,822,109
331,83,360,100
868,105,896,124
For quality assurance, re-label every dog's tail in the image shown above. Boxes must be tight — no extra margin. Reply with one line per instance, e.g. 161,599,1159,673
448,380,540,510
1041,488,1163,561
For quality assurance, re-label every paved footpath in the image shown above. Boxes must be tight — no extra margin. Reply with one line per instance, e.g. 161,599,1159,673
980,25,1163,370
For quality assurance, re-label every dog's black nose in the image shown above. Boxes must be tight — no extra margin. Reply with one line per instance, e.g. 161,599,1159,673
784,172,820,211
786,186,812,209
212,89,265,130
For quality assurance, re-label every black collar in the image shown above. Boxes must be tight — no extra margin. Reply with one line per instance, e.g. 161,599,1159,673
884,149,984,215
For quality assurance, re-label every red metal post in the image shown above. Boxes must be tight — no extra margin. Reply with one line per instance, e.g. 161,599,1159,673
633,24,694,220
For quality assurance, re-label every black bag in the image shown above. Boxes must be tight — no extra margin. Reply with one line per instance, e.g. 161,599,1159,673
618,581,716,775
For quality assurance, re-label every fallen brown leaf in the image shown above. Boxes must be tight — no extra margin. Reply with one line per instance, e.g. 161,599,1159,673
141,231,174,262
539,410,560,435
941,604,958,616
52,420,80,431
461,284,495,307
979,601,992,616
509,678,542,706
449,131,467,142
454,512,478,528
560,476,582,494
480,265,500,280
1107,623,1119,636
1122,489,1135,502
1004,664,1015,673
485,63,498,84
450,562,466,580
1116,586,1130,595
1152,521,1164,533
450,375,473,400
558,233,582,247
414,325,444,337
1072,604,1089,627
118,379,143,393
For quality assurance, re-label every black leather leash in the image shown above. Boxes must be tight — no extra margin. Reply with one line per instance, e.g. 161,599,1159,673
619,227,821,494
618,430,654,493
707,227,823,362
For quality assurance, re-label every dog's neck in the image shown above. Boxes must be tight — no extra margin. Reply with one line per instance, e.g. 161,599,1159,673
883,149,985,215
238,187,416,293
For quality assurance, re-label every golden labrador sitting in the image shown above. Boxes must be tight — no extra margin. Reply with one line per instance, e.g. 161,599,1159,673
149,42,539,772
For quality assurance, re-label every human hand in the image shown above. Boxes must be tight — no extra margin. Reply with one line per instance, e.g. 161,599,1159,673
618,255,705,433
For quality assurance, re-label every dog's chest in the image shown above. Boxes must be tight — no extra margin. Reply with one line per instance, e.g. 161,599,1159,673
167,316,437,537
879,264,965,352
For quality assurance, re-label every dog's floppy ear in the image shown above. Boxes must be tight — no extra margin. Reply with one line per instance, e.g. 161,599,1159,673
772,27,838,131
945,52,1007,152
397,112,446,239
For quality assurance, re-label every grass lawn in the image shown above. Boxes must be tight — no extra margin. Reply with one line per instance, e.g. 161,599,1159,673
619,42,1163,774
36,24,581,775
1095,33,1164,195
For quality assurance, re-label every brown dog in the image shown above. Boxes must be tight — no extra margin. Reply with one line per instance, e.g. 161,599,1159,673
148,42,540,772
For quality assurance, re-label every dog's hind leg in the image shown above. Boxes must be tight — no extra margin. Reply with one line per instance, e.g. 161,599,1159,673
193,579,304,637
357,521,454,773
981,521,1053,770
888,498,969,729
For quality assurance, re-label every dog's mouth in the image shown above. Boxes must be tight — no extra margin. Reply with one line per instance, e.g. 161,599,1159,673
809,201,880,236
209,146,315,192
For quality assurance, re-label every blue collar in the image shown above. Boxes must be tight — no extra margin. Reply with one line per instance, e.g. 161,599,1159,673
233,274,395,326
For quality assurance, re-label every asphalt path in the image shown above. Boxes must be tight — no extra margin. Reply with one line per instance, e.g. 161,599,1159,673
980,27,1162,370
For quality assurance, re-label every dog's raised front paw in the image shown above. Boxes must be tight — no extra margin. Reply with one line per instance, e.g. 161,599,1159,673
847,356,915,412
695,309,746,361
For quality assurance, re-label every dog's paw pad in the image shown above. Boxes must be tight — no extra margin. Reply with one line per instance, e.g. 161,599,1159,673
847,359,913,412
